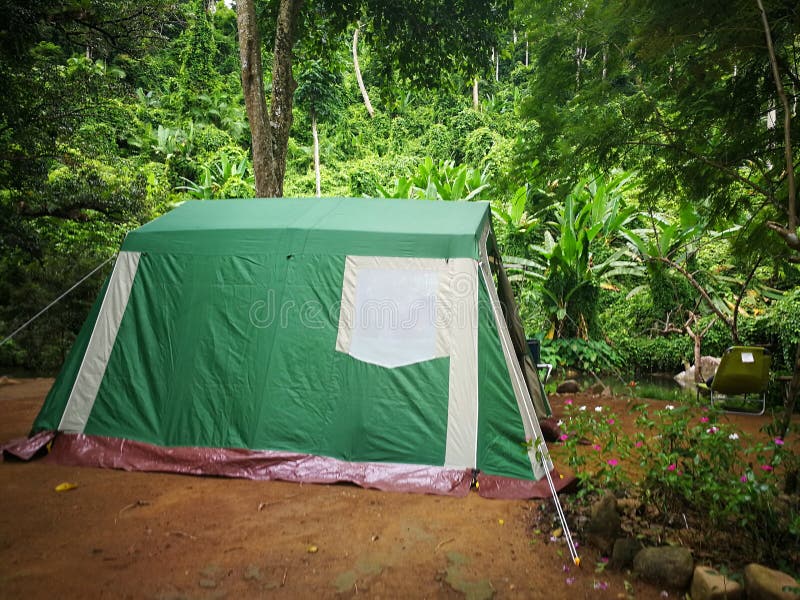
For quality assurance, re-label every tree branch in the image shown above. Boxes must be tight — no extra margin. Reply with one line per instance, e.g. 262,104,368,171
757,0,797,234
655,256,734,331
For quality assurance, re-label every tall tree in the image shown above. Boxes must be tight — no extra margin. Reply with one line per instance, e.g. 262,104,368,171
296,59,344,196
516,0,798,260
352,24,374,118
516,0,800,426
236,0,302,197
235,0,511,197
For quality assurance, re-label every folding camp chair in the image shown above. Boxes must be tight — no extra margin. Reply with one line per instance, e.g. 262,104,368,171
696,346,771,415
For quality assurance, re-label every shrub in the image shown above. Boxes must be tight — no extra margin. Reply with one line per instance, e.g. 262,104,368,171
540,338,624,375
614,336,693,374
557,400,800,571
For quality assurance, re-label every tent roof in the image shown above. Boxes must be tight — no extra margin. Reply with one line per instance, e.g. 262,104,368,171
122,197,491,259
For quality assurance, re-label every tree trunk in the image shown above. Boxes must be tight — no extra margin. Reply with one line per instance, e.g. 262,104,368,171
237,0,275,197
525,41,529,67
685,313,716,383
472,76,479,110
778,337,800,441
353,25,374,118
268,0,303,197
575,34,586,90
312,110,320,197
236,0,302,198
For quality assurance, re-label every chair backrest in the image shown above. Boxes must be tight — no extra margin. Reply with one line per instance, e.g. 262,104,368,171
711,346,771,395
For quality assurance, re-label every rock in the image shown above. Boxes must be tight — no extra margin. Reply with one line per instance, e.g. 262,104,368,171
633,546,693,589
538,417,562,442
609,538,643,570
586,382,606,395
616,498,641,514
556,379,581,394
585,491,621,554
744,563,800,600
674,356,721,387
690,566,743,600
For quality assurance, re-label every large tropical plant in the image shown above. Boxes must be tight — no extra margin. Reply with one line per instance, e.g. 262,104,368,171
512,173,644,339
375,157,491,201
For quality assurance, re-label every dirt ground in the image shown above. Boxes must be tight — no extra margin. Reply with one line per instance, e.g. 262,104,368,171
0,379,785,599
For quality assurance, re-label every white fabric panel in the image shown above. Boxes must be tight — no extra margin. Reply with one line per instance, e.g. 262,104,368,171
335,255,480,469
336,256,455,365
477,225,552,479
349,267,439,368
59,251,140,433
442,259,479,469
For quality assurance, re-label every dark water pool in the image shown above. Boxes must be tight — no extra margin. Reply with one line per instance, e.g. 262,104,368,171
550,372,697,402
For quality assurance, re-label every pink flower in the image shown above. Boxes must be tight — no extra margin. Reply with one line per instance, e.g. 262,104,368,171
774,438,784,446
566,577,576,585
592,444,602,452
559,434,569,442
635,441,643,448
607,458,619,467
760,464,773,472
740,474,747,483
564,399,573,405
594,581,609,591
667,463,677,472
607,418,615,425
706,426,719,434
700,416,709,423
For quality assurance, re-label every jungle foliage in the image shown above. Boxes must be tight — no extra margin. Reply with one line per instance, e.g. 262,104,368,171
0,0,798,403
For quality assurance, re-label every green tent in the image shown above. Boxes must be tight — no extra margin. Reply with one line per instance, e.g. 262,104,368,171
27,198,562,497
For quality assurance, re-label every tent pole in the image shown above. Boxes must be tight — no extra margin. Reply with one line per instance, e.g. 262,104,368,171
541,455,580,566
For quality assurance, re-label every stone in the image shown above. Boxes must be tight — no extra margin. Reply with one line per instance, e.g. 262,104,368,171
556,379,581,394
586,382,606,395
609,538,643,570
585,491,621,554
674,356,721,387
538,418,562,442
744,563,800,600
633,546,693,589
690,566,743,600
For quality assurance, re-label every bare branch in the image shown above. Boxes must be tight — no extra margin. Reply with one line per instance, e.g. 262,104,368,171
655,256,734,331
757,0,797,234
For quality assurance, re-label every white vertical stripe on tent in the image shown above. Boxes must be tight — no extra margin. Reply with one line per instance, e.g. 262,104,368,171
58,251,141,433
443,259,479,469
477,225,552,479
335,255,359,355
